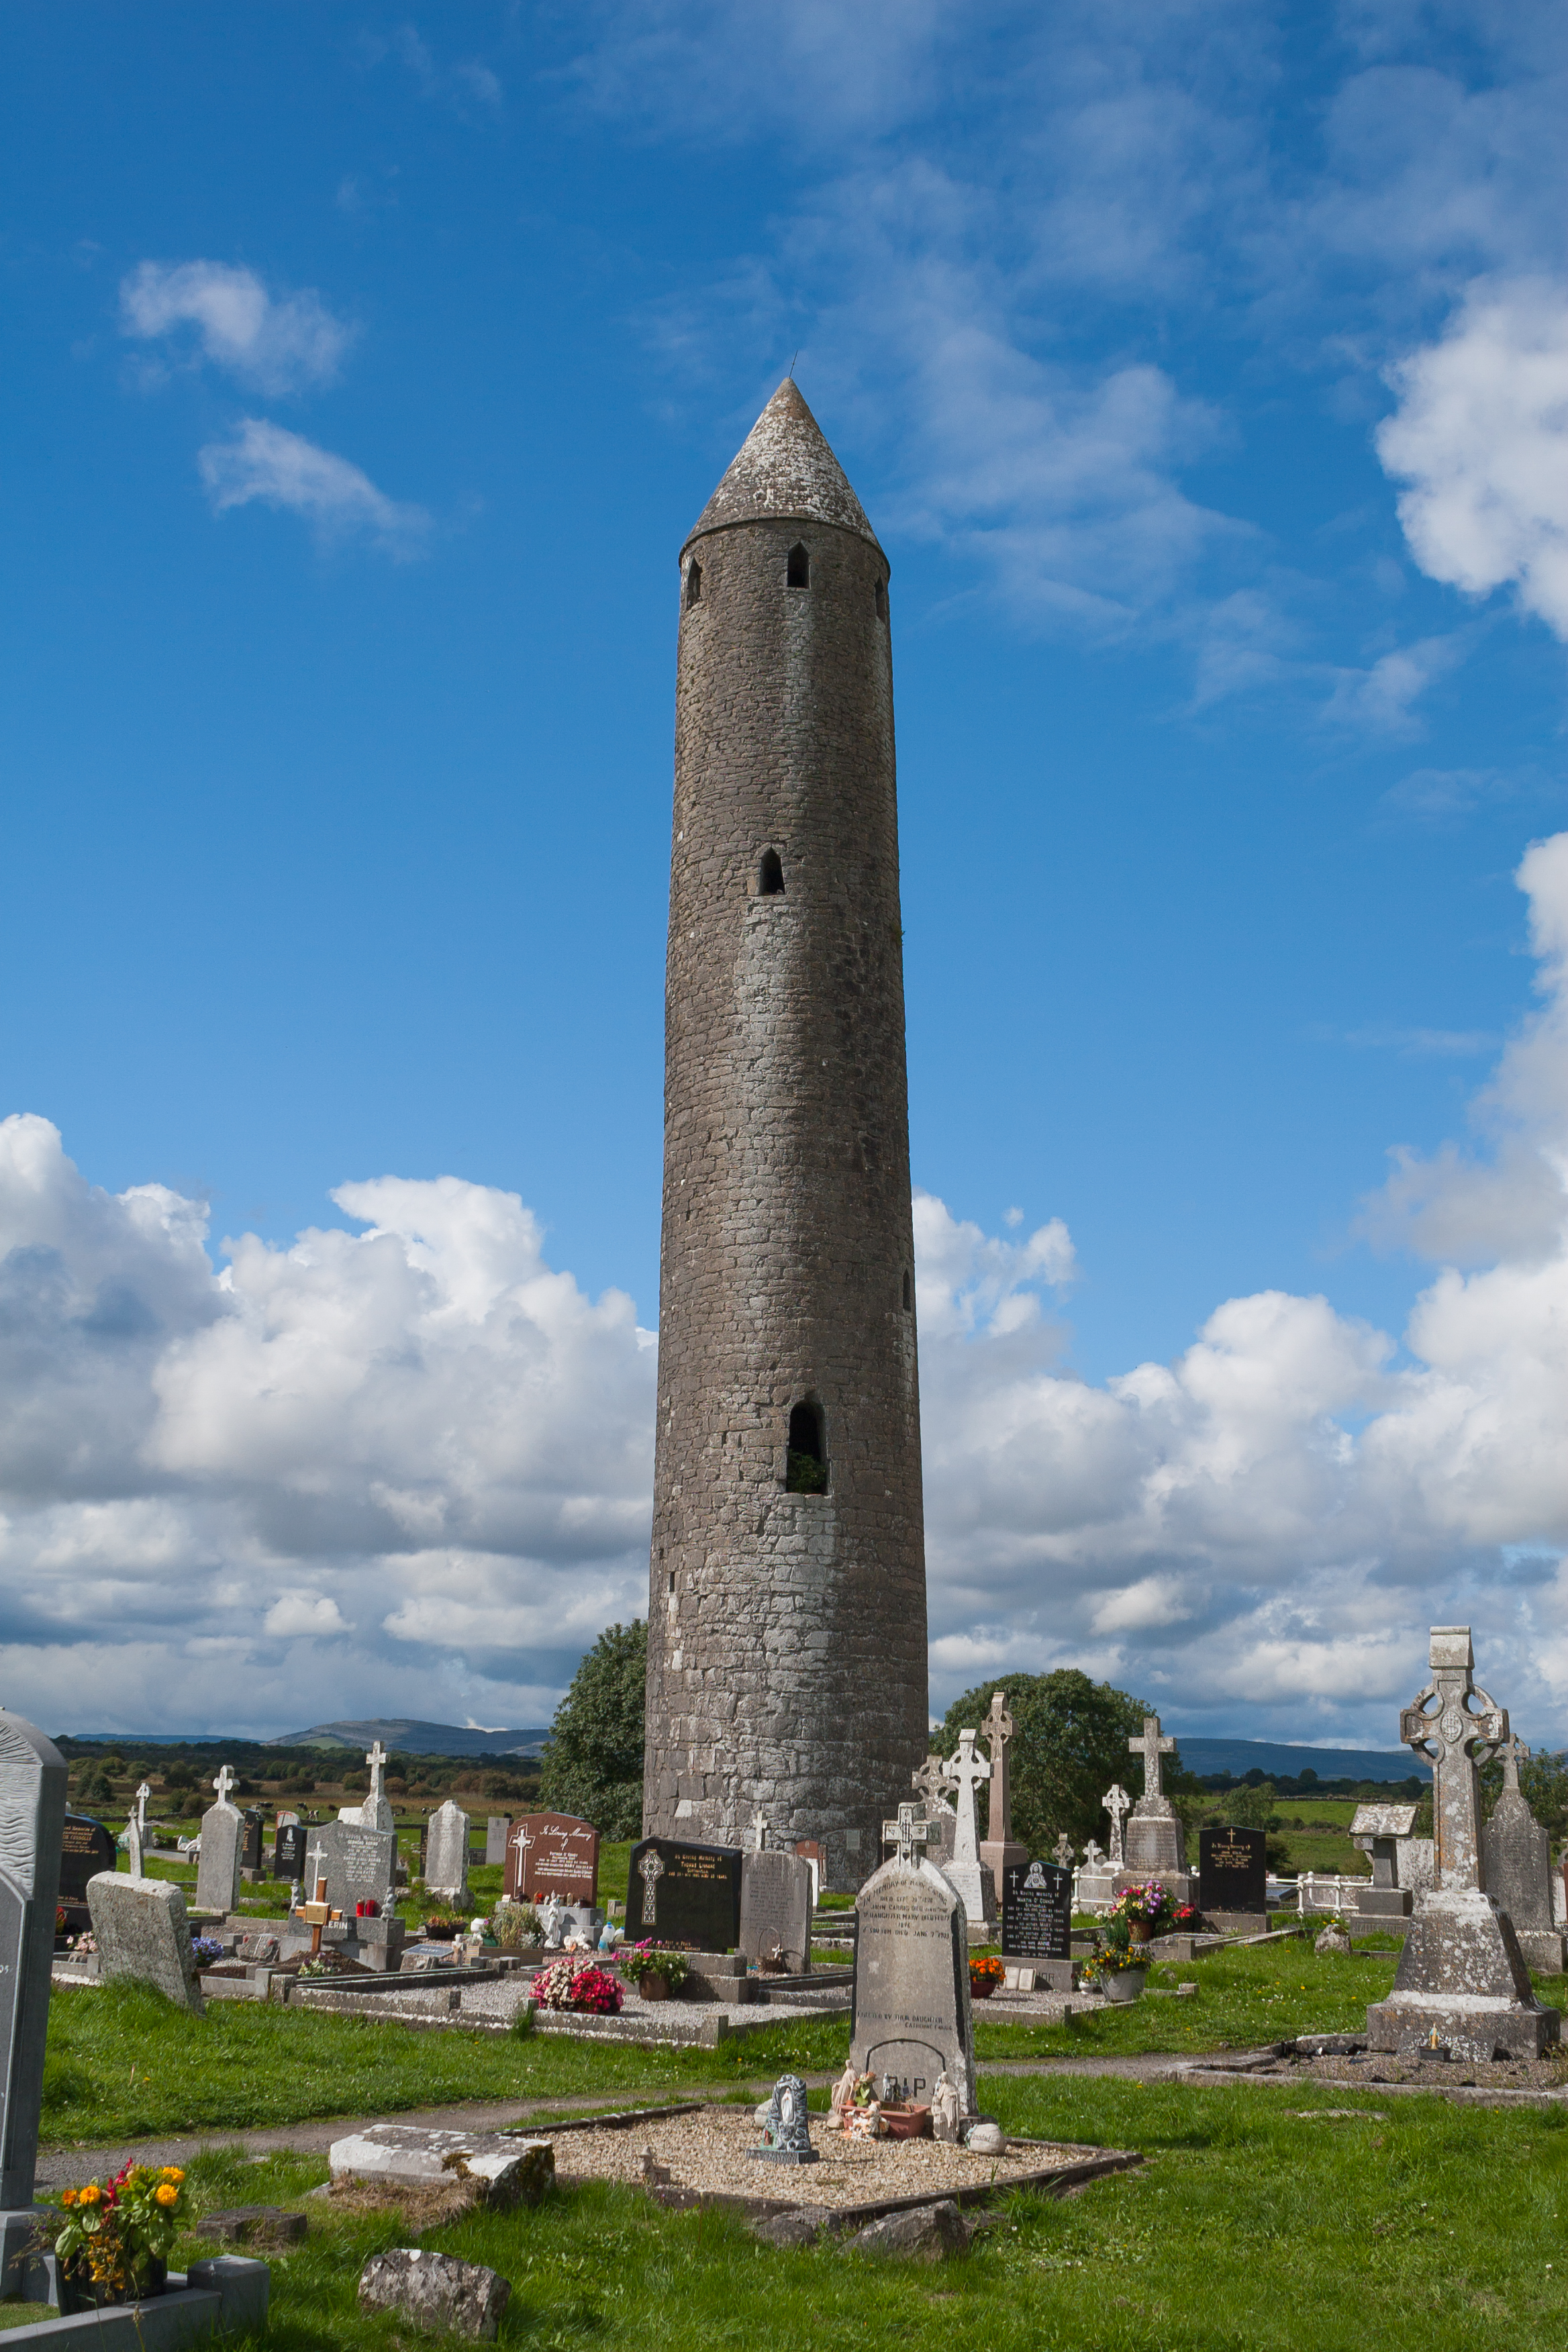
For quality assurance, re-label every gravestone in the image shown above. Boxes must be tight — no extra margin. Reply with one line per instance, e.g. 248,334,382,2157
58,1811,116,1926
126,1783,152,1879
194,1767,244,1916
1483,1737,1565,1971
241,1809,264,1876
938,1727,994,1924
87,1873,203,2016
424,1800,470,1904
977,1691,1027,1905
1367,1627,1558,2061
485,1816,511,1867
1121,1716,1192,1896
340,1741,395,1834
1199,1826,1268,1916
626,1836,742,1950
305,1820,397,1919
850,1808,974,2115
1350,1801,1416,1922
1102,1783,1131,1871
505,1813,599,1908
910,1755,957,1867
1001,1859,1073,1990
738,1848,813,1971
0,1708,68,2288
273,1820,306,1882
1398,1836,1436,1897
1075,1837,1116,1912
793,1840,823,1908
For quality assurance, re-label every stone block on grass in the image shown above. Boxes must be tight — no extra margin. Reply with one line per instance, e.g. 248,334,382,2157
329,2124,553,2209
358,2247,510,2341
841,2200,973,2260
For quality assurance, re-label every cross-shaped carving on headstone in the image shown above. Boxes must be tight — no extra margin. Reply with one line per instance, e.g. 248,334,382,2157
911,1753,955,1814
1498,1734,1530,1798
1052,1832,1075,1870
211,1764,236,1809
1400,1626,1508,1891
365,1740,388,1795
509,1821,534,1863
982,1691,1015,1845
1128,1717,1175,1804
305,1837,328,1898
751,1808,769,1853
638,1846,665,1926
881,1802,934,1868
1103,1782,1131,1870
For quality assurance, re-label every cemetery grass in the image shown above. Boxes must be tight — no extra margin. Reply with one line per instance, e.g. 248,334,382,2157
119,2081,1568,2352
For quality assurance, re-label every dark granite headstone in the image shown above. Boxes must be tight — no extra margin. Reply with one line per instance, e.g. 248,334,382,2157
273,1821,306,1881
241,1811,264,1873
1199,1825,1267,1915
505,1813,599,1907
626,1836,742,1951
58,1813,116,1921
1001,1859,1071,1960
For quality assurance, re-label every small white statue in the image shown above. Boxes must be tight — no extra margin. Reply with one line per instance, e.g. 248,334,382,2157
930,2070,962,2144
540,1896,565,1949
825,2055,860,2131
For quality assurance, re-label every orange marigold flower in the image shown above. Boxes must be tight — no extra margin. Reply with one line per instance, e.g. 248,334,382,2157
163,2167,185,2182
61,2191,77,2208
80,2185,102,2206
155,2184,179,2207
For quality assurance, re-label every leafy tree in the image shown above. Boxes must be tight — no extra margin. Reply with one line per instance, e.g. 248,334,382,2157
932,1669,1175,1854
538,1620,646,1839
1226,1779,1280,1830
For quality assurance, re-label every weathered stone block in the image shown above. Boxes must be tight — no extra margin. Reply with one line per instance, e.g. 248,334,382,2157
358,2247,511,2341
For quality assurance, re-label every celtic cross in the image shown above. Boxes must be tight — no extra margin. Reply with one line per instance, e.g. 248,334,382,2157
1052,1832,1075,1869
1399,1625,1507,1892
912,1754,955,1814
881,1802,934,1867
638,1846,665,1926
982,1691,1015,1844
1103,1783,1131,1869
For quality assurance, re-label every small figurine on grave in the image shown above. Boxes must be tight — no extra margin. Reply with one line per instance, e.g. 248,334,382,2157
824,2055,860,2130
930,2071,963,2145
540,1895,565,1949
750,2073,819,2165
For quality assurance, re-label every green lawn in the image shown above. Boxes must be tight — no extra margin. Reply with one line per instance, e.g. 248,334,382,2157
56,2075,1568,2351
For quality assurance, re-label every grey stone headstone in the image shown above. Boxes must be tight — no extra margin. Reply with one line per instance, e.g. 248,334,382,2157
1483,1791,1554,1932
195,1802,243,1916
87,1873,205,2015
1398,1837,1436,1896
308,1822,397,1918
0,1709,68,2231
850,1853,974,2114
739,1849,813,1971
424,1801,470,1902
1124,1803,1185,1874
485,1816,511,1867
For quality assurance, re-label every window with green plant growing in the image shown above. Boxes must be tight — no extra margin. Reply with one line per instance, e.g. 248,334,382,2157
785,1399,828,1493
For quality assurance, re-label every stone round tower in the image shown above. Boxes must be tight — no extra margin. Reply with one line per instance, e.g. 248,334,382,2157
642,379,928,1888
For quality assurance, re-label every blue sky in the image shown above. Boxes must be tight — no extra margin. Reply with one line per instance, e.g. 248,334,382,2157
2,2,1566,1746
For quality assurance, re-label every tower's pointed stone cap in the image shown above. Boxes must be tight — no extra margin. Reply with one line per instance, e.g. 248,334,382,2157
683,379,883,558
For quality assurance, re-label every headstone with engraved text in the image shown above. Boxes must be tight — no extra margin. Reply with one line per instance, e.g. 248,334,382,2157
626,1836,741,1950
738,1847,813,1971
1001,1859,1073,1988
88,1874,203,2016
1199,1825,1268,1916
424,1800,470,1904
309,1820,398,1918
850,1848,974,2115
485,1815,511,1867
57,1812,116,1927
194,1767,244,1916
505,1813,599,1908
273,1819,306,1882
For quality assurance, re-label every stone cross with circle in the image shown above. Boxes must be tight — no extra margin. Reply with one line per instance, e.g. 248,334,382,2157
638,1846,665,1926
1400,1626,1508,1890
881,1802,934,1869
1103,1782,1131,1869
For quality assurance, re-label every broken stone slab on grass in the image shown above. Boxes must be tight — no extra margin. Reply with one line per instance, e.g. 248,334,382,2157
358,2247,510,2343
841,2200,973,2260
328,2124,554,2209
195,2205,307,2247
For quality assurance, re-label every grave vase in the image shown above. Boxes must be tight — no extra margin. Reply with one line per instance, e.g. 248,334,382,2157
638,1970,671,2002
60,2257,166,2312
1128,1920,1152,1945
1099,1967,1146,2004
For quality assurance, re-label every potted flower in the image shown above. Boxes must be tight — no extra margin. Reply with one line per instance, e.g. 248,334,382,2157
624,1943,689,2001
1090,1916,1148,2002
1111,1882,1174,1945
44,2164,187,2308
969,1953,1004,2000
422,1911,466,1942
532,1957,624,2013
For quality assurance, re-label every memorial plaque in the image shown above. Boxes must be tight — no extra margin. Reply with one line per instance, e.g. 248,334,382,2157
850,1854,973,2114
738,1849,813,1971
505,1813,600,1908
1199,1824,1267,1915
1001,1859,1071,1961
0,1710,68,2224
626,1836,741,1951
306,1821,397,1917
273,1820,306,1881
58,1812,116,1919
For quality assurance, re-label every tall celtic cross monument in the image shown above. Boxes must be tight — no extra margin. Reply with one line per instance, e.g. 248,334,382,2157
640,379,929,1886
1121,1714,1191,1896
1367,1626,1559,2061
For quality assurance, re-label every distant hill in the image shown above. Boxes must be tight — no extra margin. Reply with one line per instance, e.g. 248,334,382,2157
269,1718,552,1760
1177,1737,1428,1783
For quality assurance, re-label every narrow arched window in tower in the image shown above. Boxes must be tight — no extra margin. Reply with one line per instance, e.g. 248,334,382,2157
875,579,887,620
902,1267,913,1312
685,560,702,607
786,542,810,589
757,847,783,896
785,1399,828,1493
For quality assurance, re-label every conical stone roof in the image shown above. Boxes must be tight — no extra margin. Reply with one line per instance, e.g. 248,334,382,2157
683,379,883,556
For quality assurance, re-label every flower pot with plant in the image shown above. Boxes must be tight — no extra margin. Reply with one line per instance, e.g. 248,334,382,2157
44,2165,187,2308
625,1943,689,2002
969,1954,1004,2000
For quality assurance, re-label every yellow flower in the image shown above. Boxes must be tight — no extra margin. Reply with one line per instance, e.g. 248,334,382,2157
80,2185,101,2206
162,2167,185,2183
155,2184,179,2206
61,2191,77,2208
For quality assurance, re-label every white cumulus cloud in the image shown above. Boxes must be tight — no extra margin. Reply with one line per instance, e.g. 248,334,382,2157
1377,279,1568,640
197,420,429,553
121,260,352,395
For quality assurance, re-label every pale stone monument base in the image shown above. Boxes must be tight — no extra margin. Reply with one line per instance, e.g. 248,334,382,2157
1365,1890,1559,2061
1514,1926,1567,1974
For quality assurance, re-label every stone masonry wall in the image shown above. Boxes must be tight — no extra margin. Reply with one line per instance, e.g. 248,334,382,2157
642,511,929,1887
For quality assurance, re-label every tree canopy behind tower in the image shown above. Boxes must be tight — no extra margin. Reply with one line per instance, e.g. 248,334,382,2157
537,1619,646,1840
932,1669,1174,1855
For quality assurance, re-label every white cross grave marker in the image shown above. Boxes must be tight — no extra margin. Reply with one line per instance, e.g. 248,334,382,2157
881,1802,934,1868
212,1764,237,1809
1103,1783,1131,1870
751,1809,769,1852
1128,1717,1175,1803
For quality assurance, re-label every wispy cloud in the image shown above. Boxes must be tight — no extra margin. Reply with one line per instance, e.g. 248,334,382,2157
360,23,503,115
1340,1023,1498,1058
120,260,352,395
197,420,429,554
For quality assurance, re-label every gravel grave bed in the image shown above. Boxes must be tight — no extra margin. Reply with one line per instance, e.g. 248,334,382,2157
1281,2051,1568,2092
543,2102,1111,2209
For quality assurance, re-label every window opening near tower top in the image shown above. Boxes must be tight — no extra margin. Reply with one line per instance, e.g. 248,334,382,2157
785,1399,828,1493
757,847,783,896
786,542,810,589
685,560,702,605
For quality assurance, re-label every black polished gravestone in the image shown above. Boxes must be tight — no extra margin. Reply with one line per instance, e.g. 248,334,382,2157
1001,1860,1072,1961
1199,1825,1268,1916
627,1837,742,1951
57,1813,116,1928
273,1821,306,1882
241,1810,264,1874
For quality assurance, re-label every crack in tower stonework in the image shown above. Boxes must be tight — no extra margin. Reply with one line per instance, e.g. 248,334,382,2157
642,380,930,1887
